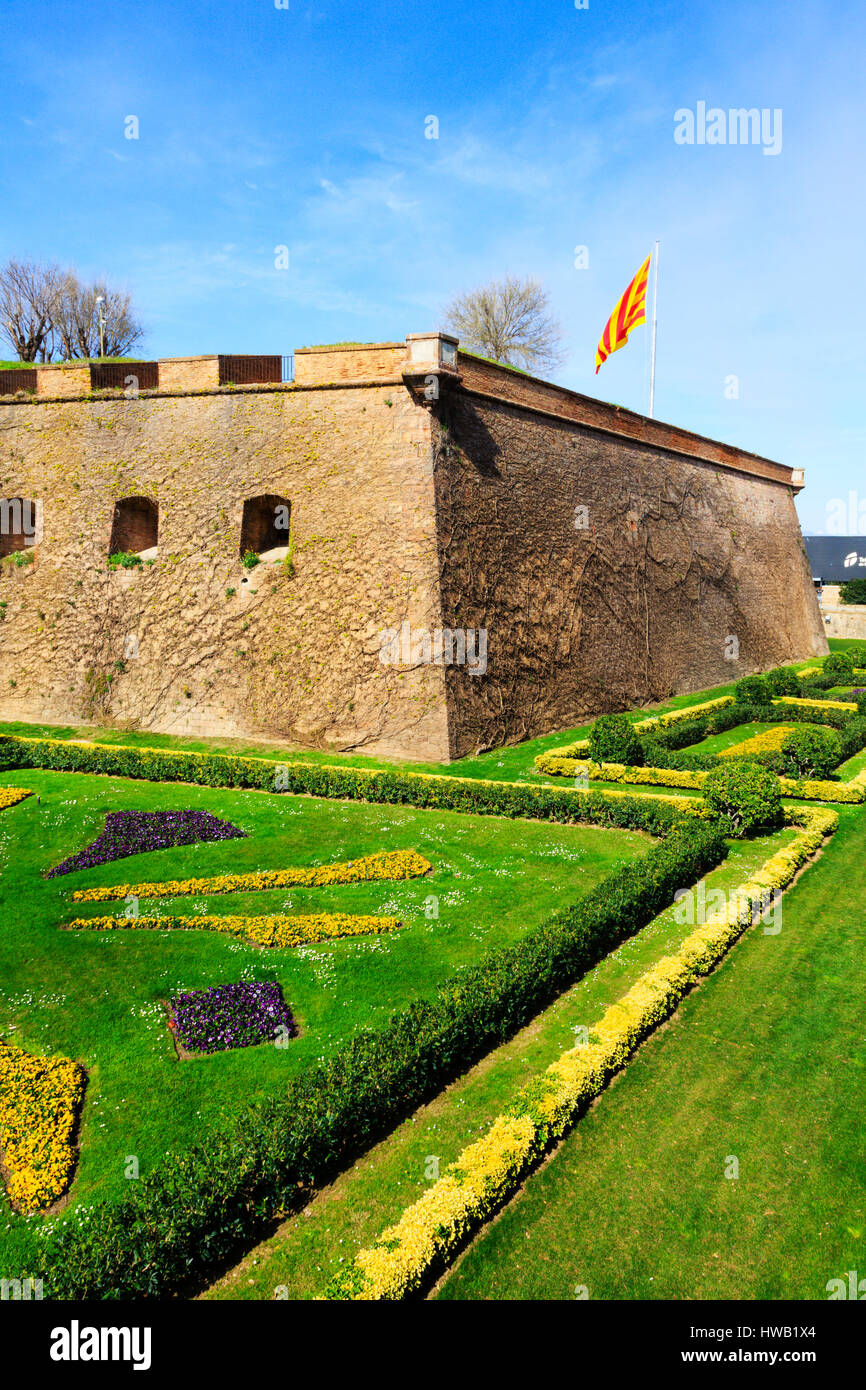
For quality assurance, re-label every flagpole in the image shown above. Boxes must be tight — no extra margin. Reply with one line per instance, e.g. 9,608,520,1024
648,239,659,418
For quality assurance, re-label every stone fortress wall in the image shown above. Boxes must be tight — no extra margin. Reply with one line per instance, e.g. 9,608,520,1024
0,334,826,761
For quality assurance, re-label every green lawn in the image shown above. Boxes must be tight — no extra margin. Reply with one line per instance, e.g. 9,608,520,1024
202,824,797,1300
0,767,646,1271
1,649,856,1299
435,806,866,1301
693,720,807,756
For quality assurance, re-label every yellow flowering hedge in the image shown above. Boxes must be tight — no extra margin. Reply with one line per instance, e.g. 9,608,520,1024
0,1040,85,1213
574,760,707,790
527,756,698,805
777,776,864,803
328,805,835,1300
71,849,433,904
0,787,32,811
67,912,401,949
775,694,858,713
535,754,866,804
536,756,707,792
633,695,736,733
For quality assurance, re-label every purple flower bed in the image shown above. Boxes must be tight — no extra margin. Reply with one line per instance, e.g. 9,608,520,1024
46,809,246,877
170,980,297,1054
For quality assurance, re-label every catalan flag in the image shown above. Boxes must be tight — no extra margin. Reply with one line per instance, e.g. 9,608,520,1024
595,252,652,373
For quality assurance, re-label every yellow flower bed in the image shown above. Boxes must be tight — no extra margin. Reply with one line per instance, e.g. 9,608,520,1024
590,761,706,789
329,805,835,1300
797,668,822,679
535,754,707,790
343,1115,539,1301
72,849,433,904
0,1040,84,1213
778,776,864,803
633,695,735,733
529,756,698,805
0,788,32,811
718,725,794,759
775,695,858,712
67,912,401,949
535,753,865,804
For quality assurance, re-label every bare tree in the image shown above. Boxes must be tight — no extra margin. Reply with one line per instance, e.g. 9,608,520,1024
54,277,144,360
441,275,566,374
0,259,67,361
0,258,145,361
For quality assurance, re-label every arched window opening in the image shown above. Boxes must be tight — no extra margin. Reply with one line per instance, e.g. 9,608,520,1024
109,496,158,559
239,495,291,559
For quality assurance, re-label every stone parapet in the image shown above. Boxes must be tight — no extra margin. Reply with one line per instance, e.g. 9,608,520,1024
35,364,92,398
294,343,406,385
156,356,220,391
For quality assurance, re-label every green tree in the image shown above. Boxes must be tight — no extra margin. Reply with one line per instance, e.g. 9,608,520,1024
589,713,644,767
703,762,783,838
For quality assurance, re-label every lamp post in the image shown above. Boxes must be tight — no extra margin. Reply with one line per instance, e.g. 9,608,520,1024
95,294,106,359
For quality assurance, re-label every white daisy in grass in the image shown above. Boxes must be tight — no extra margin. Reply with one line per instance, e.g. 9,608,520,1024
440,889,467,907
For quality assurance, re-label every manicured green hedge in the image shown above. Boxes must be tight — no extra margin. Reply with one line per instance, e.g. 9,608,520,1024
0,734,684,836
798,673,841,692
646,718,709,751
766,666,801,696
824,651,856,680
25,806,726,1299
639,702,866,774
778,726,843,779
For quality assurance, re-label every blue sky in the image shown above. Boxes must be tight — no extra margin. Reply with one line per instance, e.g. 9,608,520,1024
1,0,862,533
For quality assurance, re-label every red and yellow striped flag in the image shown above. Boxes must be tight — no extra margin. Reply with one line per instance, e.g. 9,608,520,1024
595,252,652,373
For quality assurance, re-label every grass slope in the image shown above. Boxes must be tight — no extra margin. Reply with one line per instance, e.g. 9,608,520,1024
435,806,866,1301
202,825,796,1300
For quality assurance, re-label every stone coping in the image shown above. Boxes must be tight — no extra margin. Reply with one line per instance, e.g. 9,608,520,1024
295,342,404,354
0,378,408,406
458,378,799,491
